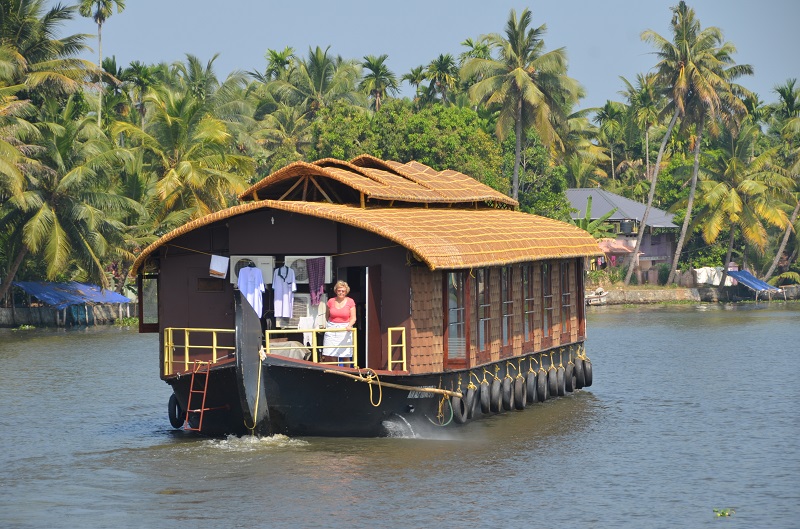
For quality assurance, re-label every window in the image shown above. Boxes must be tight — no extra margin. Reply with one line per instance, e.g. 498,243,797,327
523,264,535,343
542,263,553,342
475,269,490,353
560,261,572,335
446,272,467,360
501,267,513,347
138,273,159,333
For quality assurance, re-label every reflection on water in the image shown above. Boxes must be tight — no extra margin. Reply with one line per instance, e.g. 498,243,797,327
1,303,799,528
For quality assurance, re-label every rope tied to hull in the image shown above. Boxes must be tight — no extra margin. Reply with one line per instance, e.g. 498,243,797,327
357,368,383,407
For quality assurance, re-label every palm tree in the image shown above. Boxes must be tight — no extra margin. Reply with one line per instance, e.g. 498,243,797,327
593,100,626,180
425,53,458,106
112,85,254,220
764,79,800,280
688,122,790,287
78,0,125,126
249,46,295,83
359,54,398,111
0,95,134,300
270,46,362,117
625,1,752,285
620,73,663,190
461,8,581,201
401,65,426,109
0,0,98,97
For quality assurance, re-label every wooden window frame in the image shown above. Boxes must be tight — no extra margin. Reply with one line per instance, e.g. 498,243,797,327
443,271,468,369
560,261,572,343
541,262,553,349
500,266,514,356
475,268,491,363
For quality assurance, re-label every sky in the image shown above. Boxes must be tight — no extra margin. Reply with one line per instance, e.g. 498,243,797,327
60,0,799,111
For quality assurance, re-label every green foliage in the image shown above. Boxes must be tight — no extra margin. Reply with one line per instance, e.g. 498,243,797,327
656,262,671,285
114,316,139,326
767,271,800,286
586,265,625,286
713,508,735,517
570,196,618,238
309,100,504,188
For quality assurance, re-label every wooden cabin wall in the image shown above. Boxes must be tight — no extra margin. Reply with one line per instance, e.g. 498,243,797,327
228,210,337,254
409,267,443,374
158,224,235,332
533,262,543,351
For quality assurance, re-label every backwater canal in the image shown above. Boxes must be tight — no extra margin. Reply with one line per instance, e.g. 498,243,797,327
1,302,798,528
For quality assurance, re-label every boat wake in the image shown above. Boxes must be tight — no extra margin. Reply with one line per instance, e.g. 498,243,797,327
382,414,419,438
202,434,309,451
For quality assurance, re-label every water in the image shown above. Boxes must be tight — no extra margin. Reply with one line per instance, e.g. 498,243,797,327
1,304,798,528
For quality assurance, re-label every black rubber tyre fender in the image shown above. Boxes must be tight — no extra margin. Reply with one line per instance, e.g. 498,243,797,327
514,377,527,410
557,366,566,396
501,377,514,411
168,393,184,429
565,363,575,392
537,369,548,402
584,358,593,387
490,378,502,412
465,387,477,419
548,368,558,397
574,357,585,389
526,372,537,404
452,395,468,424
480,381,491,414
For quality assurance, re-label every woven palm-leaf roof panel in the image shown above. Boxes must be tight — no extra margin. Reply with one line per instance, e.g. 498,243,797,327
132,200,600,274
239,156,517,207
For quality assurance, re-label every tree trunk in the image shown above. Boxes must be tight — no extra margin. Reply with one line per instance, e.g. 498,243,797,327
625,109,680,285
667,113,705,285
764,198,799,281
512,97,522,201
0,245,29,302
719,228,736,290
97,21,103,127
610,145,615,180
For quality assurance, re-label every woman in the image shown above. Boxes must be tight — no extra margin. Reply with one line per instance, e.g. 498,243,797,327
322,280,356,365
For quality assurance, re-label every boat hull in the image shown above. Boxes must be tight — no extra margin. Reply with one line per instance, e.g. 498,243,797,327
166,344,588,437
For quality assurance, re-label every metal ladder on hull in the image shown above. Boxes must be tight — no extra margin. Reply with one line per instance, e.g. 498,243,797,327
184,361,211,432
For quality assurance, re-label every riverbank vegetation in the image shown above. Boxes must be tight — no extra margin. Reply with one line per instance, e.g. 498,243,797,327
1,1,797,305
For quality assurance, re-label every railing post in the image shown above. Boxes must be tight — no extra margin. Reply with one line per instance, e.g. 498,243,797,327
212,331,218,364
184,329,190,372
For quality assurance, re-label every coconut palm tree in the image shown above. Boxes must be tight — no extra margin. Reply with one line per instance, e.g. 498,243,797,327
111,85,254,220
359,54,398,112
461,8,581,201
688,122,790,287
0,0,97,97
626,1,752,285
249,46,296,84
764,79,800,280
0,95,135,300
78,0,125,126
270,46,363,117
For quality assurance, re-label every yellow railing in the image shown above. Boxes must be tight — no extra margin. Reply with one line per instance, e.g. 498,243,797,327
387,327,407,372
264,328,358,368
163,327,235,376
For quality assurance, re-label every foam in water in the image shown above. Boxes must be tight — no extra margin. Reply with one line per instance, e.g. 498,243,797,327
202,434,309,451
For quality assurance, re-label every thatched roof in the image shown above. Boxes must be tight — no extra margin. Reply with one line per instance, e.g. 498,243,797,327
131,200,601,274
239,155,517,207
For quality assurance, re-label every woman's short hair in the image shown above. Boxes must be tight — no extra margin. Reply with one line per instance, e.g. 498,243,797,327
333,280,350,295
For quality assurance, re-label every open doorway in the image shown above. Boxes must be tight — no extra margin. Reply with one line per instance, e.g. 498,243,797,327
339,266,382,369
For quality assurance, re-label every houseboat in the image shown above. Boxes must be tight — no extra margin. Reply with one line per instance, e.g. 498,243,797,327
131,155,600,437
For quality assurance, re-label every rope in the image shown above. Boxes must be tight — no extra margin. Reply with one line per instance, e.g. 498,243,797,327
358,368,383,407
428,395,453,427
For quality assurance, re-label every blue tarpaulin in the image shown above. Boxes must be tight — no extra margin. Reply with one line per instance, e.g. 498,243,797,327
12,281,131,309
727,271,783,299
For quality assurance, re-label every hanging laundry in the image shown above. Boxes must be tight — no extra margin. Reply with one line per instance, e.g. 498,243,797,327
273,265,296,318
237,265,265,317
307,257,326,305
209,255,229,279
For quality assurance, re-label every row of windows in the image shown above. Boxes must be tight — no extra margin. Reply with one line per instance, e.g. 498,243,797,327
446,261,577,362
